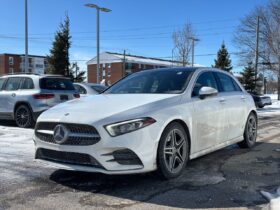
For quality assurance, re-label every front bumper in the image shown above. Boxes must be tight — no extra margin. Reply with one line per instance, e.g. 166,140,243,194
34,123,159,174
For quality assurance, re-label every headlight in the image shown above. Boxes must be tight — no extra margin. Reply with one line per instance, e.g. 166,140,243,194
104,117,156,137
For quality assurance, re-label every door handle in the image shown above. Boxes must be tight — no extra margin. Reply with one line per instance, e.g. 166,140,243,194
241,96,246,100
11,93,16,97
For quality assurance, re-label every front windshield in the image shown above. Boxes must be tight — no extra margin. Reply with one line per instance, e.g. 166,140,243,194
104,69,193,94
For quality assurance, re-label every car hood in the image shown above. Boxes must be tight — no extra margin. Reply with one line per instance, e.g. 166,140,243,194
38,94,180,123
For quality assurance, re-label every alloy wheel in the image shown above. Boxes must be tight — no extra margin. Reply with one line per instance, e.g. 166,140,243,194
163,129,187,174
16,106,31,128
247,116,257,143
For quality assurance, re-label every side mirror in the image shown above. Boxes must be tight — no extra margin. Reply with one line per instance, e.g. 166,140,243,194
199,86,218,99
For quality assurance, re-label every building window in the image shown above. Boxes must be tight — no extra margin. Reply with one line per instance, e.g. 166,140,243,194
139,64,141,69
107,70,111,77
9,57,14,66
108,63,111,68
9,68,14,74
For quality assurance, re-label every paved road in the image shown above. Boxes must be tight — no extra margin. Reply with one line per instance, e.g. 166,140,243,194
0,115,280,210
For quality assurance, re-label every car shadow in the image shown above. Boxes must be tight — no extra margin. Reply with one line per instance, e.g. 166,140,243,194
49,142,280,209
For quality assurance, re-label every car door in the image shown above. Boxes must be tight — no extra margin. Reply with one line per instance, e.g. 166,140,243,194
191,71,228,153
214,72,247,141
0,78,6,114
1,77,23,115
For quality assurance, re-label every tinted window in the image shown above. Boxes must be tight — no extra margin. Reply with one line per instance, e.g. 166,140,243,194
105,69,193,94
91,85,106,93
40,78,75,90
231,78,242,92
20,78,34,89
4,77,22,91
0,78,5,90
216,73,236,92
192,72,218,97
74,84,87,94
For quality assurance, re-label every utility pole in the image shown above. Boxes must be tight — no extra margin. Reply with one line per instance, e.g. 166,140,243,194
190,37,200,67
254,16,260,88
122,50,126,77
96,9,100,83
25,0,28,73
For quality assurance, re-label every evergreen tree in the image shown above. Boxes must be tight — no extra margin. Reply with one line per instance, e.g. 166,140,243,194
240,63,257,92
46,14,71,76
213,42,232,72
69,62,86,82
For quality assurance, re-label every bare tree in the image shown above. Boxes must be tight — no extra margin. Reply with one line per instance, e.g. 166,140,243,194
234,0,280,99
172,23,196,66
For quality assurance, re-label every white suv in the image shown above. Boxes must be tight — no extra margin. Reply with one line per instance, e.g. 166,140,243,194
34,68,257,179
0,74,79,128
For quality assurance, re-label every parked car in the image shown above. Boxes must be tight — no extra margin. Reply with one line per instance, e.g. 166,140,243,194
34,68,257,179
0,74,79,128
250,93,272,108
73,83,107,96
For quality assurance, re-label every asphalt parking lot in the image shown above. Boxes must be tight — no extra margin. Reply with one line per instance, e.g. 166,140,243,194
0,114,280,210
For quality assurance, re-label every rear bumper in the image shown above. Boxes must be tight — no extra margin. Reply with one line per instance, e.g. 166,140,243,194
256,101,272,107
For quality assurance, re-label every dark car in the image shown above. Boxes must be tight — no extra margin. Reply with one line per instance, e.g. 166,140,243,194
250,93,272,108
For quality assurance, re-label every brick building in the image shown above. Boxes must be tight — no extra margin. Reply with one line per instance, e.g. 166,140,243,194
0,53,48,76
87,52,180,85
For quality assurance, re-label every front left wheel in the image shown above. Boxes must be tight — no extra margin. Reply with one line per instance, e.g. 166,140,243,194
157,122,189,179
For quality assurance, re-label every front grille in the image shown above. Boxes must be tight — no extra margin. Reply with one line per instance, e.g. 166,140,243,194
35,122,101,146
105,149,143,166
36,148,103,168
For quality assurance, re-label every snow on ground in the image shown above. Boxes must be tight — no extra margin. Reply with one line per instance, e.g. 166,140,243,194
257,98,280,116
0,125,34,159
261,187,280,210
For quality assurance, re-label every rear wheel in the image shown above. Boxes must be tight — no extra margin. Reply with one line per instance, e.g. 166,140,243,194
157,122,189,179
238,113,257,148
15,105,34,128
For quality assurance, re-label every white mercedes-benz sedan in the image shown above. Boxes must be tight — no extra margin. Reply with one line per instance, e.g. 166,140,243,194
34,67,257,179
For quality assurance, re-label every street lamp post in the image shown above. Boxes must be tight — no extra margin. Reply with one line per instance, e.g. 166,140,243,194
25,0,28,73
189,37,200,67
85,3,111,84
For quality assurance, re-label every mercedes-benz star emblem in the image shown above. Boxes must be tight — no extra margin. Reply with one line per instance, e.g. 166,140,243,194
53,124,69,144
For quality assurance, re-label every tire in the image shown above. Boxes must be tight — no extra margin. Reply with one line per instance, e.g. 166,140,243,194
157,122,189,179
15,105,34,128
238,113,257,148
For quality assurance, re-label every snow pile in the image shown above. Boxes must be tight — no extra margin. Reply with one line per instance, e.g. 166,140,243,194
257,100,280,116
265,94,278,101
261,187,280,210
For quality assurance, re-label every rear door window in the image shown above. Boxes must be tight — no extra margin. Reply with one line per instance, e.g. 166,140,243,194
0,78,5,90
20,78,34,89
3,77,22,91
40,78,75,90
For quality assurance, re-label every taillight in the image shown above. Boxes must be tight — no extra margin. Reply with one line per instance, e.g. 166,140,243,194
33,93,55,99
73,93,80,98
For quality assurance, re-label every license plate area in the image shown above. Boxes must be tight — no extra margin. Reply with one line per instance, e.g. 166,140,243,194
60,95,69,101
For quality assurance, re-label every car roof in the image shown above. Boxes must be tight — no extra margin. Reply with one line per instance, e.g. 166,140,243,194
131,67,233,75
0,73,69,80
